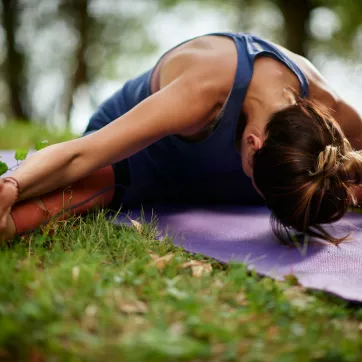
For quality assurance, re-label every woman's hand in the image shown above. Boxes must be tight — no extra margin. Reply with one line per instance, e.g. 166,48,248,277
0,179,17,233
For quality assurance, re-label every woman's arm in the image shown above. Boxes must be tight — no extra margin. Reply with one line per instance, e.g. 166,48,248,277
303,61,362,151
280,47,362,151
334,99,362,151
332,98,362,205
9,64,223,202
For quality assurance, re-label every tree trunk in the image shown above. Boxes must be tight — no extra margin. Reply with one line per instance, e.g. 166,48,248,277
276,0,314,57
61,0,89,127
1,0,29,121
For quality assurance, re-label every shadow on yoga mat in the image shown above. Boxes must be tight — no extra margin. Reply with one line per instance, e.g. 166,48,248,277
115,203,362,303
2,150,362,302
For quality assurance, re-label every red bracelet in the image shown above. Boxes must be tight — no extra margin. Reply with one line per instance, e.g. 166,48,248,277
3,177,19,203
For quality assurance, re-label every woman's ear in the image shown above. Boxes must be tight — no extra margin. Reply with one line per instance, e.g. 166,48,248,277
246,134,263,170
247,134,263,152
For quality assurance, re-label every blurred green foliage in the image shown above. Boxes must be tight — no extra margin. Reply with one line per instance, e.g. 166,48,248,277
160,0,362,57
0,121,75,149
0,0,360,129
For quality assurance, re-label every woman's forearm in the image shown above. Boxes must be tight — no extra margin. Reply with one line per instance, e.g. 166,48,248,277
10,139,93,201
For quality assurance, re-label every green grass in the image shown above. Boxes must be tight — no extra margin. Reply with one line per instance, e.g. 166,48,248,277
1,122,362,361
1,213,362,361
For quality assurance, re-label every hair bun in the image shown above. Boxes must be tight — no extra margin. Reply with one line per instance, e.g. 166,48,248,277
309,144,362,186
309,145,339,178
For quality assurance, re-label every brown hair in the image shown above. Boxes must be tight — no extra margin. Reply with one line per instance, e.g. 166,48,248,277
253,97,362,245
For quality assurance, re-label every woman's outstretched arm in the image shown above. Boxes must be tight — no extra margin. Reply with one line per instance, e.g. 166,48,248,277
334,99,362,151
333,99,362,205
6,62,223,203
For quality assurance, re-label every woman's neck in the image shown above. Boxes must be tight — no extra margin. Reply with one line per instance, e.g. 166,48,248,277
244,85,295,129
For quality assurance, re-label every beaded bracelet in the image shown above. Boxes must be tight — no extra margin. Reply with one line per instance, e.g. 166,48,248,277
3,177,20,204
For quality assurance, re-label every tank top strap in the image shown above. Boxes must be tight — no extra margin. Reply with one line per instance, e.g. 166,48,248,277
234,32,310,98
196,32,256,138
166,31,256,151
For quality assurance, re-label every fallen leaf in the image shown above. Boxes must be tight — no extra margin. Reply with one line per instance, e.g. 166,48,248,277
119,300,149,314
180,260,212,278
129,218,143,234
152,253,174,270
191,263,212,278
180,260,204,269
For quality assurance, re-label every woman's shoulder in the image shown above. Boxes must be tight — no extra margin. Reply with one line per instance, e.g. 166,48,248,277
157,35,239,100
271,42,338,106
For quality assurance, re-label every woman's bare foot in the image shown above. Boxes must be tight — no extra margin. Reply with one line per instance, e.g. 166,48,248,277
0,180,18,235
5,166,115,241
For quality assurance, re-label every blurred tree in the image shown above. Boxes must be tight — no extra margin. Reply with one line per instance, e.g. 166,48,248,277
0,0,157,127
159,0,362,58
275,0,362,57
0,0,29,121
275,0,313,56
316,0,362,55
47,0,157,127
58,0,90,126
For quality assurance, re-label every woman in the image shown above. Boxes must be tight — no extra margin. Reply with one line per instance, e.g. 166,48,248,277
1,32,362,244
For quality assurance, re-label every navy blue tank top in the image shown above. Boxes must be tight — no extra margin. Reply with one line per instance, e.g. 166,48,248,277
86,32,309,206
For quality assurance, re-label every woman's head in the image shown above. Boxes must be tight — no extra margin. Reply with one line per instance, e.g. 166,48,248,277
249,97,362,244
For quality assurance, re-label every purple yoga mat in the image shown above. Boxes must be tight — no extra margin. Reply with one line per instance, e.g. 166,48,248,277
116,205,362,302
2,150,362,302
